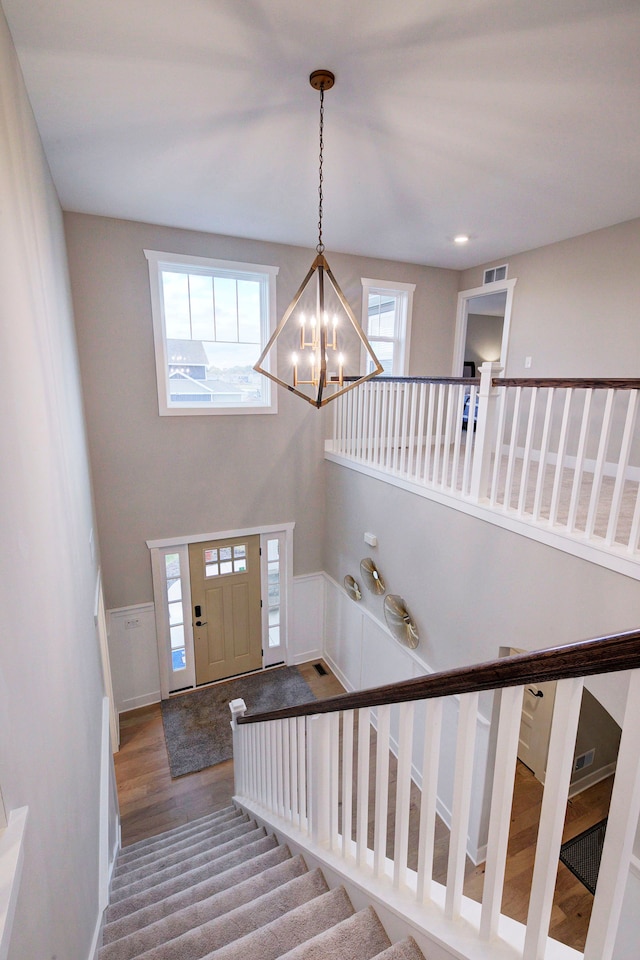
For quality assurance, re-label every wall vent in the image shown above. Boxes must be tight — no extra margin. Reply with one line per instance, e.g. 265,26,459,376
483,264,508,284
574,748,596,772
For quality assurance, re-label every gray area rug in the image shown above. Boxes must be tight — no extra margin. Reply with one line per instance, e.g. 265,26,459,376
161,666,316,778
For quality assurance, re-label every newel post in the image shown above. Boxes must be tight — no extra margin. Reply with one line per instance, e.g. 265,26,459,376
229,698,247,796
470,361,503,502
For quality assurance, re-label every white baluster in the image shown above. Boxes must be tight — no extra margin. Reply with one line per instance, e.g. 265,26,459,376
329,711,340,850
432,384,445,485
523,676,583,960
392,385,403,473
342,710,354,857
298,716,307,830
549,388,574,525
517,387,538,516
489,386,508,506
502,386,522,511
416,698,443,904
414,382,427,482
445,691,479,920
385,383,395,470
584,669,640,960
373,704,391,877
423,383,436,484
462,385,477,498
566,388,592,531
532,388,554,521
372,382,382,466
356,706,371,868
406,383,418,478
480,685,525,939
282,716,291,820
309,714,331,846
450,383,465,493
393,701,415,889
289,717,298,823
585,389,615,538
606,390,638,546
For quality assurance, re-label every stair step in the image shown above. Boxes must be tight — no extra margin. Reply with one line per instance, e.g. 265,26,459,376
116,808,242,867
121,869,330,960
373,937,426,960
100,853,306,958
112,814,250,881
278,905,391,960
105,832,275,923
109,822,264,902
202,885,355,960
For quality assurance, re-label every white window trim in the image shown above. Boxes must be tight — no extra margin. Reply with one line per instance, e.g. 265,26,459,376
144,249,279,416
148,523,294,698
361,277,415,376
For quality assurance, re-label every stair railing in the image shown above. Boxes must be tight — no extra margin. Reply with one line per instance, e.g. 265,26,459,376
230,629,640,960
325,370,640,565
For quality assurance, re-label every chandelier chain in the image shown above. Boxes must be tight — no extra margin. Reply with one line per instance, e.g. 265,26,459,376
317,85,325,254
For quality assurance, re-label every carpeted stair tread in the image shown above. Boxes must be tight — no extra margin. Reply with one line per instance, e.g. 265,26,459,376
113,814,250,881
116,808,243,866
105,831,274,921
125,868,330,960
100,853,307,958
109,822,264,902
103,840,288,942
277,905,391,960
372,937,426,959
202,885,355,960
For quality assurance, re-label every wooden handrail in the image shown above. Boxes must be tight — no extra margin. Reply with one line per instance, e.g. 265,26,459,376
343,375,480,385
492,378,640,389
237,628,640,724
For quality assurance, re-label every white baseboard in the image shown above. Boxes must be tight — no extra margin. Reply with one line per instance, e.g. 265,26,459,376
117,691,160,715
568,760,617,799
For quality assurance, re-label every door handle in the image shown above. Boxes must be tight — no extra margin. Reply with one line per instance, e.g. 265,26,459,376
528,687,544,698
195,620,207,627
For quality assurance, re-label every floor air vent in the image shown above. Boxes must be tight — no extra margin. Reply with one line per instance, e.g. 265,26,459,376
313,662,328,676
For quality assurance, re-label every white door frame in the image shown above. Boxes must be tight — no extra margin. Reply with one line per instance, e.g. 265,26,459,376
452,278,517,376
147,522,295,699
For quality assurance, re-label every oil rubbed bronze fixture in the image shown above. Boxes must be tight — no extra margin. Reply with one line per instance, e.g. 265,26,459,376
254,70,382,408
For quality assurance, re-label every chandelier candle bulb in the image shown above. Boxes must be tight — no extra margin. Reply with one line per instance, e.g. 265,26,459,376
292,353,298,386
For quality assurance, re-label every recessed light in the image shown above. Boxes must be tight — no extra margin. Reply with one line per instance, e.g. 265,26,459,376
454,234,469,244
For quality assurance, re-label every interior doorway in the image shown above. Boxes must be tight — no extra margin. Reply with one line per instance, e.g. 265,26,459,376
452,278,517,376
189,535,262,684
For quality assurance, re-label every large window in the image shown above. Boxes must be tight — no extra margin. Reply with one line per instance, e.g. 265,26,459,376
145,250,279,415
361,278,415,376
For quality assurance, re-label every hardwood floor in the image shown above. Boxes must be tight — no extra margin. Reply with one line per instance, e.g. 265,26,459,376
114,660,612,952
114,660,343,846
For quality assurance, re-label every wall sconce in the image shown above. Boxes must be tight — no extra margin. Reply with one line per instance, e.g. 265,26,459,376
360,558,385,595
383,595,419,649
343,575,362,601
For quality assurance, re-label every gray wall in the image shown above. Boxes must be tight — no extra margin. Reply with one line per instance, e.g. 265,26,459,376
0,10,115,959
460,218,640,377
323,464,640,724
65,213,459,609
464,313,504,368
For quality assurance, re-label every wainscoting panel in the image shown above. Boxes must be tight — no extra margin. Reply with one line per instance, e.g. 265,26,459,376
107,603,160,714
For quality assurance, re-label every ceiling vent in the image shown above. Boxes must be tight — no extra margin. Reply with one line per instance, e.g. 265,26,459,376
483,264,508,284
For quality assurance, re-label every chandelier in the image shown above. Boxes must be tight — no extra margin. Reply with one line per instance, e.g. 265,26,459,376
254,69,383,408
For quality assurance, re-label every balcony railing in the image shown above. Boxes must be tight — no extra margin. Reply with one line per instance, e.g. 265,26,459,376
325,365,640,575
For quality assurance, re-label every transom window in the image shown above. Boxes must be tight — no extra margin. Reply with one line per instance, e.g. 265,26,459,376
361,278,415,376
204,544,248,577
145,250,279,415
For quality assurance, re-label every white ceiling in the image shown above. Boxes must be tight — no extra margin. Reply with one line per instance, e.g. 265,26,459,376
4,0,640,269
